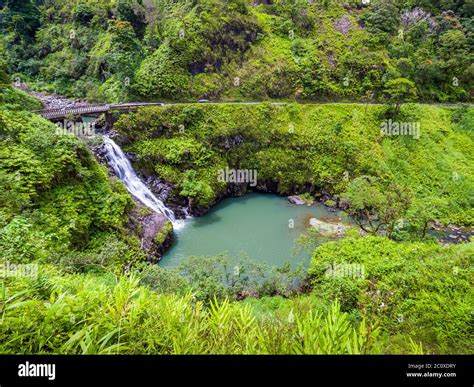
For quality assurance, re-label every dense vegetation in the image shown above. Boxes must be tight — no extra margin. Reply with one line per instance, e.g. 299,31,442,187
0,85,145,267
115,103,474,228
1,0,472,102
1,85,473,353
1,267,381,354
309,237,472,354
1,0,473,356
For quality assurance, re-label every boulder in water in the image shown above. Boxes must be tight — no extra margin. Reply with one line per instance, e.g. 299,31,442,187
288,195,306,205
309,218,346,236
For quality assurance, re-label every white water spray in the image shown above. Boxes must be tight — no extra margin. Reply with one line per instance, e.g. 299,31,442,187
103,136,184,229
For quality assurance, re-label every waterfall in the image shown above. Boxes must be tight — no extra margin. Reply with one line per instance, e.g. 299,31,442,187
103,136,183,229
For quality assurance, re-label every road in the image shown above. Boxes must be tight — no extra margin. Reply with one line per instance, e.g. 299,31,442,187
21,84,472,120
35,100,473,120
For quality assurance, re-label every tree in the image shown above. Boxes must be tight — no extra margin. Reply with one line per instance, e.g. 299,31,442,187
114,0,147,38
363,0,400,36
341,176,412,238
1,0,40,42
396,58,414,78
382,78,417,112
439,29,469,72
407,196,448,239
0,43,10,86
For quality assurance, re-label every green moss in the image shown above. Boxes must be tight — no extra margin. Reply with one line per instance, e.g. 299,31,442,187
137,206,153,218
153,220,173,246
115,103,474,225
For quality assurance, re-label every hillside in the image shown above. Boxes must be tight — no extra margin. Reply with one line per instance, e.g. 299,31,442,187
1,84,473,354
1,0,472,102
0,0,473,359
114,102,474,226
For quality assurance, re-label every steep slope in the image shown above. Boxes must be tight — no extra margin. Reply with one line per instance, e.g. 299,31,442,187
1,0,472,102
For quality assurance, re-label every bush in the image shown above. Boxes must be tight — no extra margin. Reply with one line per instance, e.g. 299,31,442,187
0,269,380,354
309,237,473,353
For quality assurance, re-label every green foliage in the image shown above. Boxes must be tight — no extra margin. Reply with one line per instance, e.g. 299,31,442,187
0,86,42,111
58,234,144,276
133,46,191,100
363,0,400,36
0,43,10,86
1,0,41,42
2,0,472,102
153,220,173,246
309,237,473,354
138,264,190,296
87,20,144,101
172,254,305,303
0,107,141,271
324,199,336,208
0,268,379,354
115,103,474,228
1,0,473,357
179,170,215,208
341,176,412,238
383,78,418,111
0,103,471,356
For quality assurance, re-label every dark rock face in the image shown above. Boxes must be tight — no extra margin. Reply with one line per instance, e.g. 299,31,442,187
90,141,108,165
255,180,279,193
187,203,209,217
128,205,174,263
141,213,166,250
318,190,333,204
144,176,173,203
145,177,190,219
226,182,248,197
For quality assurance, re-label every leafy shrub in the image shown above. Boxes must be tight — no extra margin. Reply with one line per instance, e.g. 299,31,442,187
309,237,473,353
0,269,379,354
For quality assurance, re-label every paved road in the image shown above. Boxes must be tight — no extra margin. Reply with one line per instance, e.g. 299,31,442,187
35,100,473,120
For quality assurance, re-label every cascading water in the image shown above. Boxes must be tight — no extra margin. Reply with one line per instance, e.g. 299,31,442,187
103,136,184,229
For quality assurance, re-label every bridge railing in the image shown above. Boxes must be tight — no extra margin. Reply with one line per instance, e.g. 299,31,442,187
35,102,164,119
